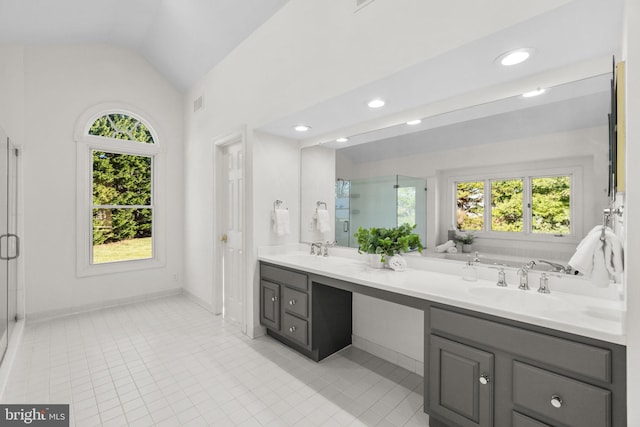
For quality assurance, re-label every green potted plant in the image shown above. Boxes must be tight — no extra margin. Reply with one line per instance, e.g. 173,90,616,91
455,231,476,253
354,224,424,268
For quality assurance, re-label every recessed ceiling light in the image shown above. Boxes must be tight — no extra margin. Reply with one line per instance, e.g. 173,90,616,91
522,88,546,98
406,119,422,125
336,137,349,143
367,99,385,109
294,125,311,132
496,48,535,66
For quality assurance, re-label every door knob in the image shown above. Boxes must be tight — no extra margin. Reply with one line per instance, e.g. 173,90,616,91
221,234,228,243
479,374,490,385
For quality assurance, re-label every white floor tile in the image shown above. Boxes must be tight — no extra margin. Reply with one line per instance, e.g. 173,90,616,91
3,295,425,426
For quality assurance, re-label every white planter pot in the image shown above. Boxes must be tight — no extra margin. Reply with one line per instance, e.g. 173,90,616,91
366,254,385,269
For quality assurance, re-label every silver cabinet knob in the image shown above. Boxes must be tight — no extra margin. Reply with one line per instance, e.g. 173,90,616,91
550,395,563,408
479,374,490,385
289,326,296,333
289,299,296,305
271,296,278,302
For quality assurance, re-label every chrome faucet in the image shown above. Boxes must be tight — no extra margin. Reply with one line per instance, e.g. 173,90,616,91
321,241,337,257
473,251,481,263
518,261,535,290
310,242,322,255
538,260,572,274
538,273,550,294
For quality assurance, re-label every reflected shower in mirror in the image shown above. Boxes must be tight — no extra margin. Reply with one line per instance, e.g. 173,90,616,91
335,175,426,247
301,73,614,257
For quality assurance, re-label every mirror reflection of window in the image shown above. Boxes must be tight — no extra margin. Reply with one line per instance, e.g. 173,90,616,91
397,186,416,227
531,175,571,235
491,178,524,232
456,181,484,231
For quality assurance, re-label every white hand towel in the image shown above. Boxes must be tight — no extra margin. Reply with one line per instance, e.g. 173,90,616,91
568,227,601,277
272,208,290,236
435,240,456,253
568,225,624,286
316,209,331,233
446,246,458,254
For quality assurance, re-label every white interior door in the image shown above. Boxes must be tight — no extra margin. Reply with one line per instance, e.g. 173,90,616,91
220,141,245,329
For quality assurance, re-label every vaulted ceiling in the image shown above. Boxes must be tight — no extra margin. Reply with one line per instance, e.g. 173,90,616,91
0,0,289,90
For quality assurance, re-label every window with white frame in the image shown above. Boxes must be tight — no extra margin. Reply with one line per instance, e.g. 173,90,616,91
455,172,574,237
76,109,163,275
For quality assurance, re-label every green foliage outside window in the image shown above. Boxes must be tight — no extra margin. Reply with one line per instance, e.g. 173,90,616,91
456,181,484,230
491,179,523,232
456,175,571,235
532,176,571,234
89,114,154,262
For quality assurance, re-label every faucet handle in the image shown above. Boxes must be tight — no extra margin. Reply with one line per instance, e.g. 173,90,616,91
538,273,550,294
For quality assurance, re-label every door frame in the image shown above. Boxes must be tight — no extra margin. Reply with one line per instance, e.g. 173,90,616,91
212,129,247,333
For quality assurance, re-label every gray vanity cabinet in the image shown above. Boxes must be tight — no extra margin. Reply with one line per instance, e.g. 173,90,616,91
429,335,494,427
259,262,352,362
426,305,626,427
259,279,280,330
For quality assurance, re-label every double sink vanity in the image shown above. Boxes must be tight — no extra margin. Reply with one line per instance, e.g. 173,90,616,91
258,246,626,427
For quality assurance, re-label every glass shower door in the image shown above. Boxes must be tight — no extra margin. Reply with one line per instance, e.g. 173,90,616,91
0,130,8,362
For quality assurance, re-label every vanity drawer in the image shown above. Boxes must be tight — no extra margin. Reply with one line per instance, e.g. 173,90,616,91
283,313,309,347
261,264,308,291
513,361,611,427
430,307,611,382
283,287,308,318
512,411,551,427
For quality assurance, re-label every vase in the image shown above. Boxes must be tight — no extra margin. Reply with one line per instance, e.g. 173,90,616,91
462,244,472,253
366,254,385,269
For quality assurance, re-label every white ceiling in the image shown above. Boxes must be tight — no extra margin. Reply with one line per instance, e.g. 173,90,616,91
0,0,289,90
256,0,624,143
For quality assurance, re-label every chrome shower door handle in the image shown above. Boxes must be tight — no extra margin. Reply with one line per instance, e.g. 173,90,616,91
0,234,20,260
0,234,19,260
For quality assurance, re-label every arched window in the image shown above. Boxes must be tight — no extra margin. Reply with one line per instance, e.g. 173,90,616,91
76,107,164,276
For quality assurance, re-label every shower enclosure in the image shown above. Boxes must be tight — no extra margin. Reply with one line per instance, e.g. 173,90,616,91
335,175,426,248
0,127,20,365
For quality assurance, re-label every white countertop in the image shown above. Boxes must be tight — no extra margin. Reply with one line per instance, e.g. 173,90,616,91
258,246,626,345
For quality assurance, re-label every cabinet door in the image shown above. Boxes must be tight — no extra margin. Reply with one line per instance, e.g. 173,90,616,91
260,280,280,330
429,335,494,427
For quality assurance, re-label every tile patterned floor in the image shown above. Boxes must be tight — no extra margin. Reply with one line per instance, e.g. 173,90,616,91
2,295,428,426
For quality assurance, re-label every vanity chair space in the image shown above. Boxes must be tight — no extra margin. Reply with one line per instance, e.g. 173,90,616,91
259,263,353,361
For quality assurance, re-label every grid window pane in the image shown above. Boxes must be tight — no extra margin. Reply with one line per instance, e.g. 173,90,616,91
93,151,151,206
397,186,416,227
456,181,484,231
92,208,152,264
532,176,571,234
491,179,523,232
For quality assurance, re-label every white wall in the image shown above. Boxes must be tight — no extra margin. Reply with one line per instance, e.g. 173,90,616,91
0,45,25,146
183,0,571,330
21,45,184,317
623,0,640,423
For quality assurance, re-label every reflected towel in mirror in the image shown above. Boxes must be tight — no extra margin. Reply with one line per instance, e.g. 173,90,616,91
435,240,456,253
272,208,290,236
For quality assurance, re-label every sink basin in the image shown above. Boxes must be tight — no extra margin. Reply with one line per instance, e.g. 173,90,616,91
467,286,572,312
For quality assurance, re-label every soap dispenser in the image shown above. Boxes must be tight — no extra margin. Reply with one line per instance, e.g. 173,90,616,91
462,256,477,282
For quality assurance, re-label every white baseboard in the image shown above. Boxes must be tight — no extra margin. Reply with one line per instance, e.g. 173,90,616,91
182,289,217,313
27,288,183,323
352,334,424,377
0,319,25,400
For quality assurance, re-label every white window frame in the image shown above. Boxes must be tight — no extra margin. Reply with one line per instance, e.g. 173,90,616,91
75,104,165,277
448,165,583,243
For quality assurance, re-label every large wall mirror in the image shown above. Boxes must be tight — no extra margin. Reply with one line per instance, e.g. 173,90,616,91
299,73,613,261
